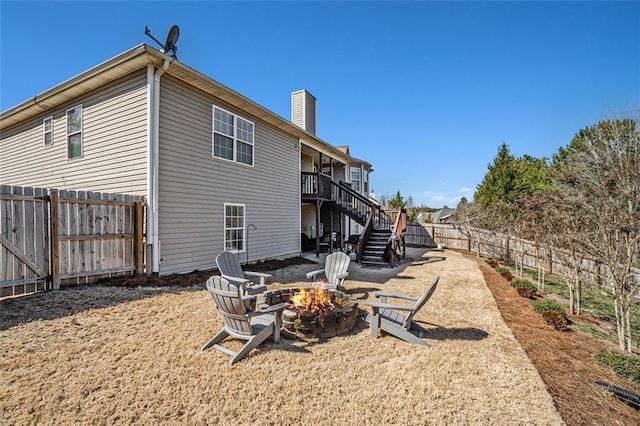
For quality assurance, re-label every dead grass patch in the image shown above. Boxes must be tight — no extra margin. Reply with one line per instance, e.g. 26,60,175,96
1,250,567,424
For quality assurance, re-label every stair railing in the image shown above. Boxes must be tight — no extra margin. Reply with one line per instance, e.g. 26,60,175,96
302,171,405,265
357,211,375,263
331,180,376,225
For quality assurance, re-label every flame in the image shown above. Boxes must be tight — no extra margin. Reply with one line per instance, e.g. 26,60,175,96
288,287,333,314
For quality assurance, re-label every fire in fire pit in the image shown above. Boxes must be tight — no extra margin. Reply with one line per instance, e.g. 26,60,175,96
262,287,359,338
287,287,333,316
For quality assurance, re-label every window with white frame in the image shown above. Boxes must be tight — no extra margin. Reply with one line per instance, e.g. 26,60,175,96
350,167,361,193
66,105,83,158
224,203,245,252
43,116,53,146
213,105,254,165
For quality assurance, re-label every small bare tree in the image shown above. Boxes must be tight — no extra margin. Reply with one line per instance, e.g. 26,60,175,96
454,200,505,259
543,196,590,314
554,118,640,352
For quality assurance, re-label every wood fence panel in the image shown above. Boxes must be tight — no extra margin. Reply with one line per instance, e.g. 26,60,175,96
34,187,49,288
108,192,116,270
89,192,102,273
116,193,125,269
428,224,638,291
1,186,11,288
0,185,50,297
404,223,435,247
123,194,134,268
2,185,146,295
56,190,142,286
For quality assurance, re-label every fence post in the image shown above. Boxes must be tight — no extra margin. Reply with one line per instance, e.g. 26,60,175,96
467,233,471,252
431,224,435,247
135,200,145,274
49,189,60,290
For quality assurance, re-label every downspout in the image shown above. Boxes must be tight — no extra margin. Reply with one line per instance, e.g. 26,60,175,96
147,58,171,275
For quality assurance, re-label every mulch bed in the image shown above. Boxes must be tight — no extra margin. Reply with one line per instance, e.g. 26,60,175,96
461,250,640,425
95,257,316,288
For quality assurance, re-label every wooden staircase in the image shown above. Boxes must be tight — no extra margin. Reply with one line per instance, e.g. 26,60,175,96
360,228,392,268
301,172,406,268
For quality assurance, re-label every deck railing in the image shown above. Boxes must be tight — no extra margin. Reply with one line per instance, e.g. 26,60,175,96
301,172,332,200
302,172,405,264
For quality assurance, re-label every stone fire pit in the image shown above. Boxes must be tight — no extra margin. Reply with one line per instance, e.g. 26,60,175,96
260,287,359,338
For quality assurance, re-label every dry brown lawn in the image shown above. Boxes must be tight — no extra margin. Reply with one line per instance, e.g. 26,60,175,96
2,249,567,425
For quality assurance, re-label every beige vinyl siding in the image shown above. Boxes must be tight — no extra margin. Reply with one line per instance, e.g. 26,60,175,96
156,76,300,275
333,162,347,183
291,90,316,135
301,204,317,238
291,91,304,130
0,71,148,195
301,152,314,172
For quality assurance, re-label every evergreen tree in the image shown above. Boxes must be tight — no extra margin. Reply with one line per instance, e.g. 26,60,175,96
474,142,518,207
387,191,406,209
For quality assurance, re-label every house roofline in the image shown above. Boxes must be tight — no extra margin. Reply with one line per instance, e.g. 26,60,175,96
0,44,371,169
0,44,156,131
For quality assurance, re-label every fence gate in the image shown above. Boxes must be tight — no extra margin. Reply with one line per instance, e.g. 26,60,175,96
404,222,436,247
1,185,51,297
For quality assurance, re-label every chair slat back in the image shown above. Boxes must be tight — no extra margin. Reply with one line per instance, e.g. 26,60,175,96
207,276,252,335
216,251,245,279
325,252,350,286
403,276,439,329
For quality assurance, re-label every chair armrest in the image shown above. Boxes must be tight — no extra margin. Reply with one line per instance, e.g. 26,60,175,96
372,291,418,302
241,293,258,303
306,269,324,279
220,274,252,285
364,301,416,311
244,271,271,286
251,302,286,316
336,272,349,279
244,285,267,296
244,271,272,279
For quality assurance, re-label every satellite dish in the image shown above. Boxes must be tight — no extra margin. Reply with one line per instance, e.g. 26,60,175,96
144,25,180,59
164,25,180,56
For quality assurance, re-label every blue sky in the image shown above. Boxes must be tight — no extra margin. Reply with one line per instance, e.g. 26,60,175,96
1,1,639,208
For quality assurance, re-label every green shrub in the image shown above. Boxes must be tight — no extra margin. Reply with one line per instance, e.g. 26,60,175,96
511,279,537,292
595,351,640,384
532,298,567,319
573,322,610,340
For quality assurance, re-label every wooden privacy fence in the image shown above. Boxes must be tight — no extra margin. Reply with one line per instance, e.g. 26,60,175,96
1,185,145,298
428,222,639,288
404,222,436,247
0,186,50,296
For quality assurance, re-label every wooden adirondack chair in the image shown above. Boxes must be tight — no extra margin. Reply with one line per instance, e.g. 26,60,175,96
306,251,351,290
365,276,440,346
201,275,285,365
216,251,271,296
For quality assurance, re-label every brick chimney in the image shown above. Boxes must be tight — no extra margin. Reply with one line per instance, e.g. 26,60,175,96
291,89,316,135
